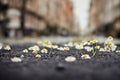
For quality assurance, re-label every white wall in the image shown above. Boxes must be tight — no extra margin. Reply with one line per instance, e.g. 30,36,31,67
71,0,91,35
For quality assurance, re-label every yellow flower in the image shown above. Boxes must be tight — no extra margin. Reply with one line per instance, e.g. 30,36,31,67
65,56,76,62
11,57,22,62
89,39,97,45
104,41,109,46
4,45,11,50
33,50,38,53
23,49,28,53
35,54,41,58
92,39,98,43
104,40,117,52
95,45,100,49
89,40,94,45
104,41,112,47
81,54,91,59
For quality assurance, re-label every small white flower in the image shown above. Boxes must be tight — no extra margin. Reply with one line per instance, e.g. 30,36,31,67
95,45,100,49
116,50,120,53
64,44,69,46
4,45,11,50
28,45,40,51
104,47,111,52
67,42,73,47
45,44,51,48
75,45,83,49
0,46,2,50
107,36,113,42
35,54,41,58
20,55,24,58
99,48,105,52
0,43,2,49
33,45,40,51
74,42,79,46
41,48,48,53
81,54,91,59
84,46,93,52
11,57,22,62
22,49,28,53
28,45,40,53
111,44,117,51
64,47,70,50
57,47,64,51
65,56,76,62
28,47,33,50
52,45,58,49
81,41,88,45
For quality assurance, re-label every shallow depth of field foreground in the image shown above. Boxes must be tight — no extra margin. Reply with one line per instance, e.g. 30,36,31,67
0,36,120,80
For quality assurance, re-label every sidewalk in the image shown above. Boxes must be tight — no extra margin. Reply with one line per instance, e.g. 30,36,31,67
0,36,120,44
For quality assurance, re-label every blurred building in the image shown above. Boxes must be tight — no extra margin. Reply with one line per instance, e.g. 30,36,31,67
89,0,120,37
0,0,120,38
0,0,73,37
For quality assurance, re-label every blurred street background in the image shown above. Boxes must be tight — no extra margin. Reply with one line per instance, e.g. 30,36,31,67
0,0,120,39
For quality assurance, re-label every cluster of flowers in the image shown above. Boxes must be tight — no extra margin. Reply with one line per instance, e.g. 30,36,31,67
0,43,11,50
0,36,120,63
103,36,117,52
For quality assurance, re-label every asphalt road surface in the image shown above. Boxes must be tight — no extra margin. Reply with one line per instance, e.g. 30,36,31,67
0,43,120,80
